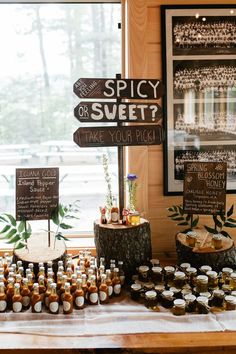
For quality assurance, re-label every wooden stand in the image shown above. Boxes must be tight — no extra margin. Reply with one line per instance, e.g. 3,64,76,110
94,219,152,279
176,230,236,271
12,232,67,275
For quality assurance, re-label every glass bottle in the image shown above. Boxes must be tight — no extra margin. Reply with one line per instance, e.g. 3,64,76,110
16,260,23,271
18,266,24,278
97,265,105,286
86,269,94,288
173,271,186,288
12,283,23,313
161,290,174,308
48,283,59,314
206,270,218,290
186,230,197,247
196,296,210,314
164,266,175,286
145,290,158,310
81,274,88,302
21,278,31,310
70,274,77,295
184,294,196,313
229,272,236,291
15,274,22,290
112,268,121,296
28,263,35,282
225,295,236,310
99,274,109,304
99,257,105,268
56,271,63,291
66,267,73,284
212,233,223,250
129,211,140,226
0,282,7,312
221,267,233,286
210,289,225,308
118,261,125,285
31,283,42,313
199,265,212,275
0,268,7,286
151,266,163,284
63,282,73,314
100,207,107,224
110,197,119,223
27,273,34,292
38,275,46,303
74,278,85,309
138,265,150,282
44,279,53,309
186,267,197,288
59,274,68,304
106,269,113,298
6,277,14,310
47,270,55,284
130,283,142,301
88,275,98,305
180,263,191,273
172,299,186,316
38,266,46,279
196,275,208,293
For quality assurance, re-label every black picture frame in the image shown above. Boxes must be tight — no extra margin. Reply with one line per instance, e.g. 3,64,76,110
161,4,236,195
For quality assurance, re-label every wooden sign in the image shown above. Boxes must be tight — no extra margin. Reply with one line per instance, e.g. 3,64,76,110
16,168,59,221
74,101,162,123
183,161,227,215
73,125,164,147
73,78,163,99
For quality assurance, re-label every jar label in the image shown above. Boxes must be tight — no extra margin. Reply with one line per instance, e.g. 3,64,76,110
63,301,71,312
0,300,7,312
114,284,121,294
111,212,119,222
99,291,107,302
22,296,30,307
49,301,59,313
34,301,42,313
75,296,84,308
89,292,98,304
108,285,113,297
13,301,22,313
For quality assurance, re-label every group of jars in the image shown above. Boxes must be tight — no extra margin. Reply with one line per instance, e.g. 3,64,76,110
130,260,236,316
0,251,125,314
186,230,223,249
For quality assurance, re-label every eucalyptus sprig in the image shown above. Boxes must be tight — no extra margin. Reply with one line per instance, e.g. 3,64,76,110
204,204,236,238
167,205,199,233
0,214,32,250
102,154,114,211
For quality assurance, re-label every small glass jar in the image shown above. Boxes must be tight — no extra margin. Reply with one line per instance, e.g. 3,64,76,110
221,267,233,285
143,282,155,291
129,211,140,226
161,290,174,308
222,284,231,295
172,299,186,316
196,296,210,314
180,263,191,273
206,270,218,289
164,266,175,285
212,233,223,250
151,266,163,284
169,287,182,299
196,275,208,293
184,294,196,313
225,295,236,311
130,283,142,301
154,284,165,302
173,271,186,289
200,265,212,275
138,265,149,282
186,231,197,247
181,288,192,298
210,289,225,308
145,290,158,310
186,267,197,287
229,272,236,291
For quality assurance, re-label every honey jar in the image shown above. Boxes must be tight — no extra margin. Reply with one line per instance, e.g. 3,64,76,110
164,266,175,285
196,275,208,293
196,296,210,314
154,284,165,302
225,295,236,310
129,211,140,226
161,290,174,308
212,233,223,250
138,266,149,282
186,267,197,287
221,267,233,285
229,272,236,291
169,287,182,299
145,290,158,310
180,263,191,272
173,271,186,289
210,289,224,308
172,299,186,316
206,270,218,290
151,267,163,284
200,265,212,275
184,294,196,313
130,283,142,301
186,231,197,247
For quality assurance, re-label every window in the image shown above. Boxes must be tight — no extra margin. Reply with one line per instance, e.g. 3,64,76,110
0,2,121,234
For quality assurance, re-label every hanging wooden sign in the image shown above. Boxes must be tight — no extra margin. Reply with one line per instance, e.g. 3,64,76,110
73,125,164,147
73,78,163,99
16,167,59,221
74,101,162,123
183,161,227,215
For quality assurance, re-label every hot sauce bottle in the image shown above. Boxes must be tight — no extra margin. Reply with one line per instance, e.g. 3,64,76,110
88,275,98,305
63,282,73,314
110,197,119,223
12,283,23,313
27,273,34,292
118,261,125,285
31,283,42,313
38,275,46,303
48,283,59,314
106,269,113,298
0,268,7,286
66,267,73,284
38,266,46,280
18,266,24,278
81,274,88,302
21,278,31,310
0,282,7,312
99,274,109,304
44,279,53,309
70,274,77,295
112,268,122,296
28,263,35,282
87,269,94,288
6,277,15,310
47,271,55,284
56,271,63,292
74,279,85,309
59,275,68,304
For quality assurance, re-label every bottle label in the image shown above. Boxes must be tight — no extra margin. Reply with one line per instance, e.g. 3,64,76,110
75,296,84,308
111,212,119,222
45,296,49,308
49,301,59,313
13,301,22,313
63,301,71,312
108,285,113,297
0,300,7,312
99,291,107,302
34,301,42,313
89,292,98,304
114,284,121,295
22,296,30,307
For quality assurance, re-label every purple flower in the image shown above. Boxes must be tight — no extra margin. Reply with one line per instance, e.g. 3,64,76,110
127,173,137,181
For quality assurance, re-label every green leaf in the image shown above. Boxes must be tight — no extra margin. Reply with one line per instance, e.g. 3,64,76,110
186,215,191,221
192,216,199,228
59,223,73,230
59,204,65,218
14,242,26,250
177,222,189,226
6,234,21,244
59,234,70,241
22,231,31,240
172,217,185,221
173,205,178,212
167,207,174,212
227,204,234,217
219,212,226,222
4,214,16,226
18,220,25,233
168,213,179,218
182,228,192,234
51,209,59,225
221,230,232,238
224,222,236,228
227,218,236,223
3,228,17,239
213,215,222,228
204,226,218,234
64,215,79,220
177,206,184,216
0,225,11,234
0,215,8,223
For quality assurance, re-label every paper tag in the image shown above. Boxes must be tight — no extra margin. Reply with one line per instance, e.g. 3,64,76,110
75,296,84,308
108,285,113,297
89,292,98,304
13,301,22,313
114,284,121,295
49,301,59,313
34,301,42,313
63,301,71,312
111,212,119,222
22,296,30,307
0,300,7,312
99,291,107,302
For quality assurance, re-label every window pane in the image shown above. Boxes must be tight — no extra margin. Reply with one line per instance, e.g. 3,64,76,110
0,3,121,232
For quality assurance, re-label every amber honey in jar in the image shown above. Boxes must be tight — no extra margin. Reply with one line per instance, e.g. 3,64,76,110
184,294,196,313
88,275,98,305
169,287,182,299
130,283,142,301
63,282,73,314
212,233,223,250
154,284,165,302
31,283,42,313
21,278,31,310
172,299,186,316
206,270,218,290
48,283,59,314
221,267,233,285
99,274,109,304
196,275,208,293
196,296,210,314
164,266,175,286
225,295,236,311
138,265,149,282
0,282,7,312
186,267,197,288
229,272,236,291
186,231,197,247
173,271,186,289
145,290,158,310
161,290,174,308
74,279,85,309
12,283,23,313
151,267,163,284
210,289,224,308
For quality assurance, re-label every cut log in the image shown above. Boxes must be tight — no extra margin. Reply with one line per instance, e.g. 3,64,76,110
176,230,236,271
12,232,67,276
94,219,152,279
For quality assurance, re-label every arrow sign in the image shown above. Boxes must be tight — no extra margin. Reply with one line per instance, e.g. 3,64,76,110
73,125,164,147
73,78,163,99
74,101,162,123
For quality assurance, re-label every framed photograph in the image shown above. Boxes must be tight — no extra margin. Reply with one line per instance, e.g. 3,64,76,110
161,5,236,195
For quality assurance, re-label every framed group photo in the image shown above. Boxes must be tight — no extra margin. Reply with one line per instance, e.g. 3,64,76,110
161,4,236,195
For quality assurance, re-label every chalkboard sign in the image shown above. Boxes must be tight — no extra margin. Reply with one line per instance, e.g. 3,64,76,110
74,101,162,123
16,168,59,221
183,162,227,215
73,78,163,99
73,125,164,147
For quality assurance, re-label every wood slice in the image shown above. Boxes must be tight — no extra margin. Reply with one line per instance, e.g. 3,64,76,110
94,219,152,279
176,230,236,271
12,232,67,276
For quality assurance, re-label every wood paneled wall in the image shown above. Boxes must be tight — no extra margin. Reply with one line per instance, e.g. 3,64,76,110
123,0,236,258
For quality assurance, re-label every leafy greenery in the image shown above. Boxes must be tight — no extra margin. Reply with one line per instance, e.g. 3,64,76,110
0,215,32,250
204,204,236,238
102,154,114,212
167,205,199,234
